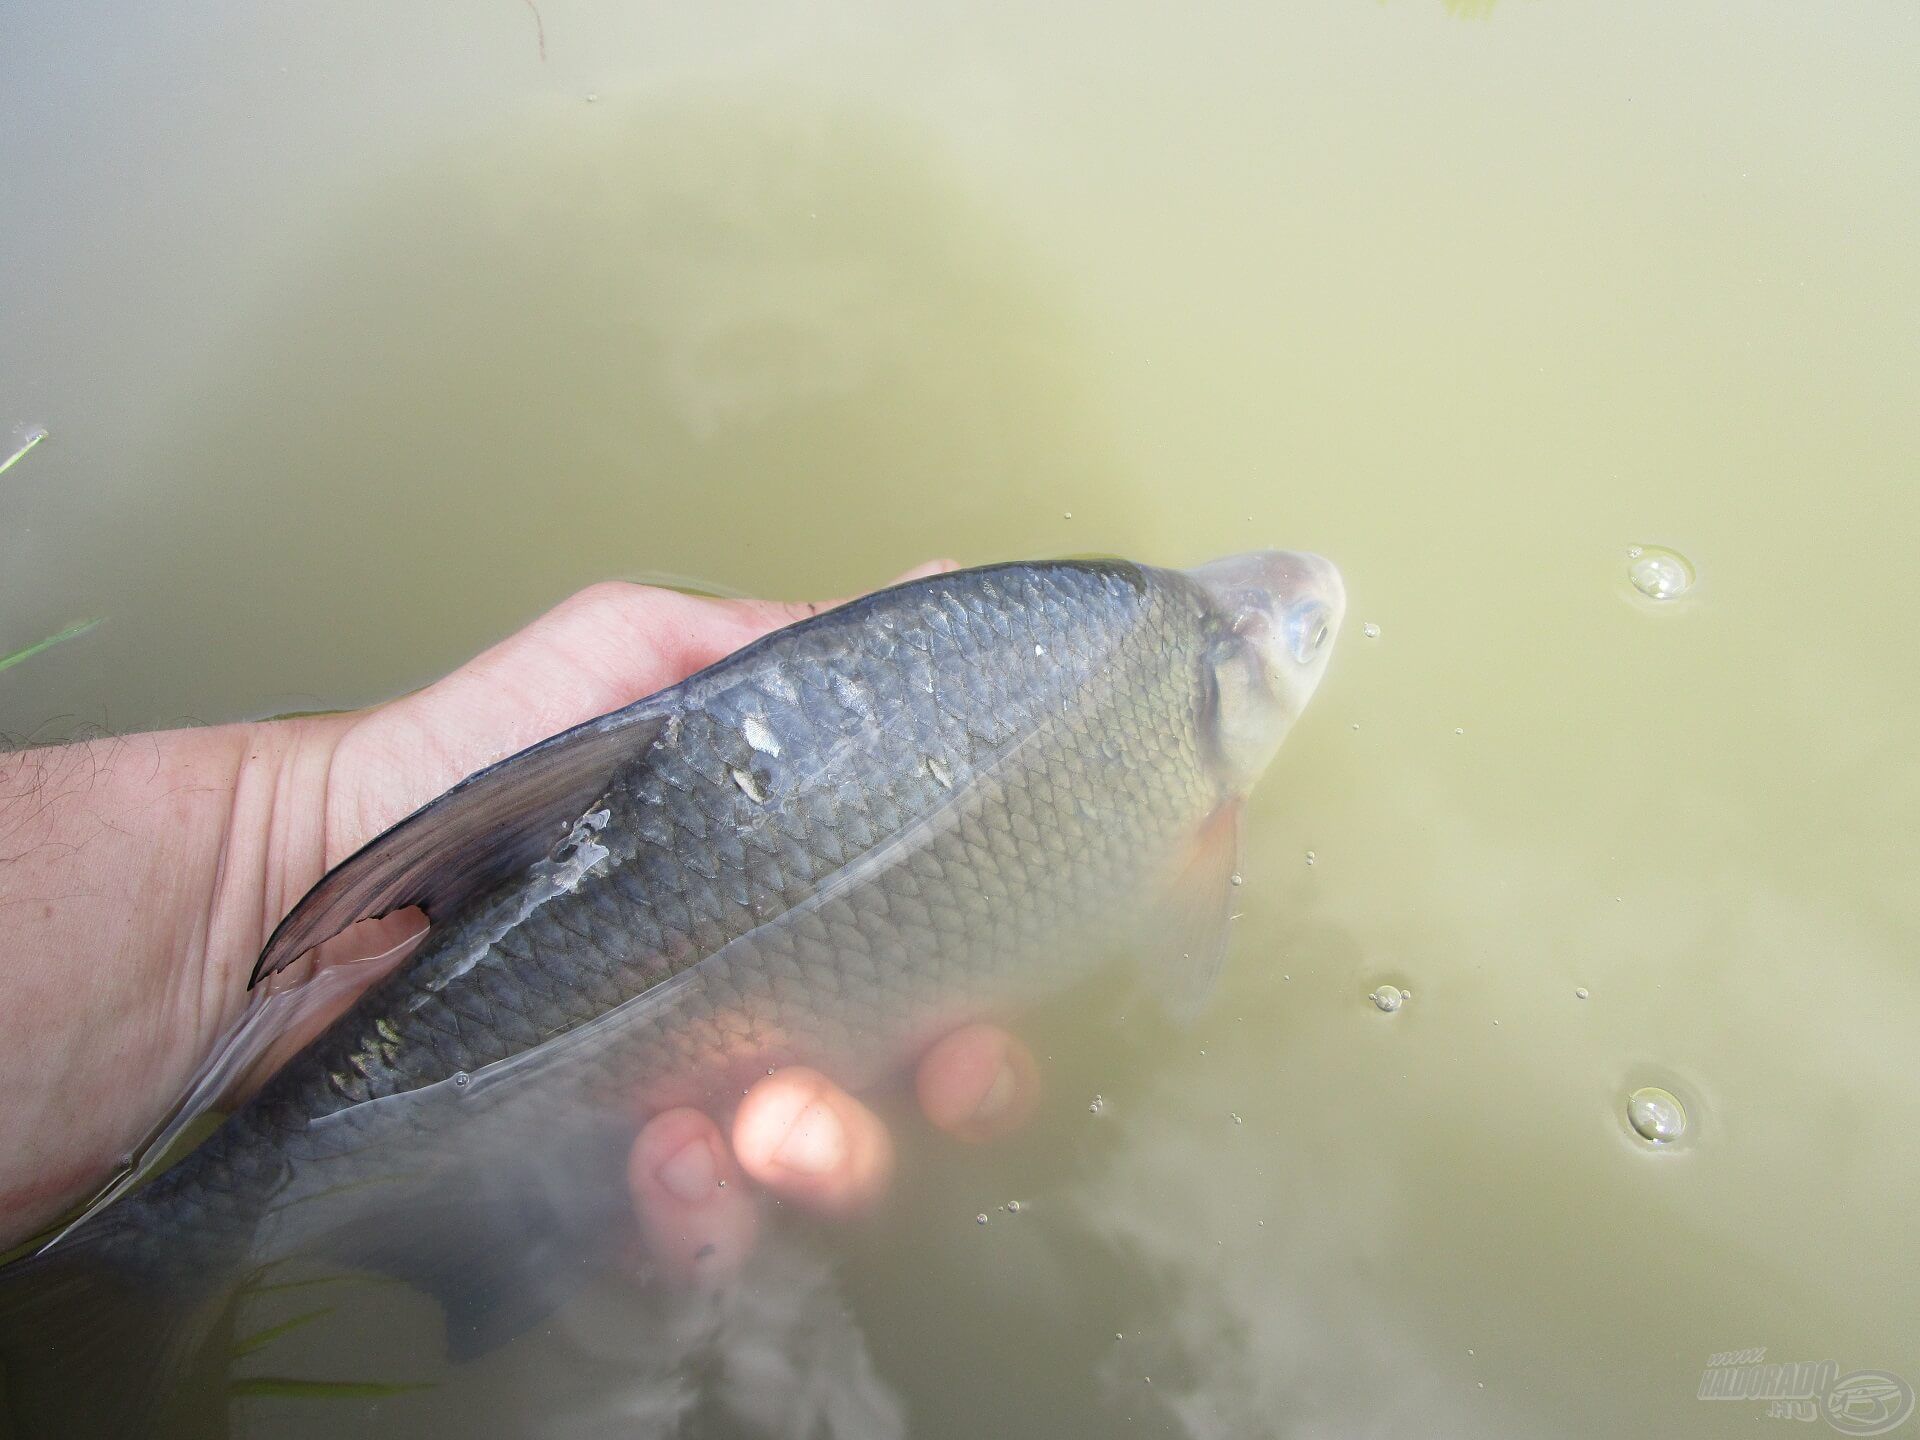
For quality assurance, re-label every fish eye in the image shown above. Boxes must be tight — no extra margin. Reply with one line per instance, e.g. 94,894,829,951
1286,602,1331,665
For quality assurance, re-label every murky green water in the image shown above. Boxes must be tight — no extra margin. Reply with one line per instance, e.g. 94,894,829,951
4,1,1916,1435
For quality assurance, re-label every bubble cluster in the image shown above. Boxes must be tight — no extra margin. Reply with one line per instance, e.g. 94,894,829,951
1370,985,1405,1013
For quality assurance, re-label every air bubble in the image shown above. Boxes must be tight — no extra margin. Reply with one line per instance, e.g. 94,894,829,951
1362,622,1381,639
1088,1093,1105,1114
1574,986,1590,1000
1370,985,1405,1013
1627,545,1694,602
1229,872,1244,887
451,1071,472,1090
1626,1086,1686,1144
1305,850,1316,866
976,1213,990,1226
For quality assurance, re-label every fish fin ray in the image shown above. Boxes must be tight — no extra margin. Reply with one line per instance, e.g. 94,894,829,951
0,1229,238,1437
321,1134,630,1361
251,702,674,986
1139,800,1242,1024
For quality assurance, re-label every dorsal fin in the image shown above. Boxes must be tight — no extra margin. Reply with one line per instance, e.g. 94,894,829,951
250,699,674,986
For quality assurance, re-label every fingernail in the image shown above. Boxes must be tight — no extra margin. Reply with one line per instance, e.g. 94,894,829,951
773,1101,845,1174
973,1061,1018,1122
657,1135,718,1203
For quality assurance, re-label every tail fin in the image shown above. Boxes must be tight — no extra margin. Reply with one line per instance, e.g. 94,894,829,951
0,1224,237,1440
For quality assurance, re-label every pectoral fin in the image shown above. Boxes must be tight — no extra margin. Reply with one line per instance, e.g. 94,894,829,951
1139,801,1243,1024
251,700,673,986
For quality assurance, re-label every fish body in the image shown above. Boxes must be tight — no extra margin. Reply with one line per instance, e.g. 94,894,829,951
0,552,1344,1431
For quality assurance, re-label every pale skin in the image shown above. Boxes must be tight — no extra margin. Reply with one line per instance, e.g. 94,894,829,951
0,564,1039,1273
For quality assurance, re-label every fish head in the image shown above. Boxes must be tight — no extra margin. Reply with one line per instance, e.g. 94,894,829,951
1185,549,1346,790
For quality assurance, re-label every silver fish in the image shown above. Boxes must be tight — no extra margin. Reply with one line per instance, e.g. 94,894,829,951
0,551,1344,1434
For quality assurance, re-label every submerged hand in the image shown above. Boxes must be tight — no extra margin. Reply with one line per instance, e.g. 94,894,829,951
629,1024,1040,1284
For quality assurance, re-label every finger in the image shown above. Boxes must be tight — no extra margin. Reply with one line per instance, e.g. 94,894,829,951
628,1106,761,1286
915,1024,1040,1143
731,1067,895,1218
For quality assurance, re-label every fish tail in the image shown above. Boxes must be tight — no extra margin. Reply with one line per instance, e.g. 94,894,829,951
0,1216,239,1439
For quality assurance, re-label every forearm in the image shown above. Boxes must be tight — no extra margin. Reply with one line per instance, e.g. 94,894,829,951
0,718,338,1243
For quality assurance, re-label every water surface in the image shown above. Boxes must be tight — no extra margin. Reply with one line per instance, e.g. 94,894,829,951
3,1,1916,1435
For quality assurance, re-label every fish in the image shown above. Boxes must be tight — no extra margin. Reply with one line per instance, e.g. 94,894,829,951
0,550,1344,1435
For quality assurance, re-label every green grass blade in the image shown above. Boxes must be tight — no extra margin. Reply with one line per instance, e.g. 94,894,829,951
228,1376,435,1401
258,706,351,723
232,1307,334,1358
0,617,103,674
0,426,46,478
243,1270,406,1297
